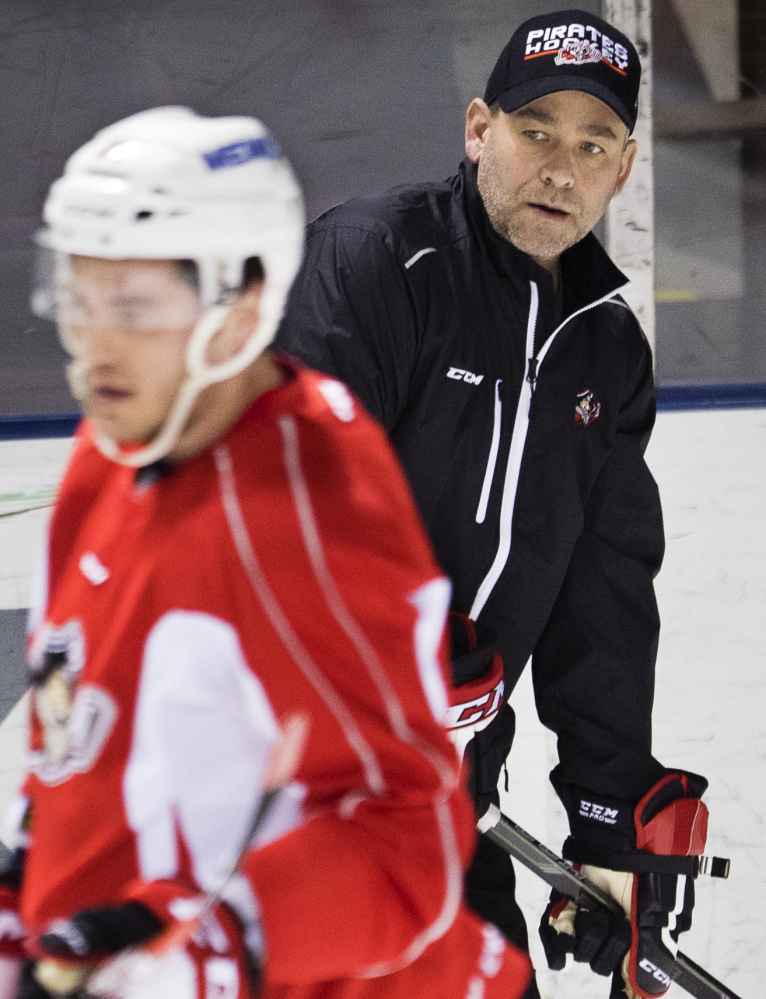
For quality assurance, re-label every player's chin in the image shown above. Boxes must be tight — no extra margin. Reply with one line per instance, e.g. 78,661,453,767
83,402,156,445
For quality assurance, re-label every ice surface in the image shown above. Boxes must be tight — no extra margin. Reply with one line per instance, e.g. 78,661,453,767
506,407,765,998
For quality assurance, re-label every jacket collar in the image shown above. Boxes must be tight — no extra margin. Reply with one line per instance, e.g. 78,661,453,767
458,159,630,317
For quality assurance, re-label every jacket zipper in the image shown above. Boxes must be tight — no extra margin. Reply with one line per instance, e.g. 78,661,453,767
475,379,503,524
469,280,629,620
526,355,539,392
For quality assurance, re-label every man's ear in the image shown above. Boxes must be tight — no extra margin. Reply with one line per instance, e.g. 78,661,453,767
229,281,263,353
208,281,263,364
465,98,493,163
611,137,638,199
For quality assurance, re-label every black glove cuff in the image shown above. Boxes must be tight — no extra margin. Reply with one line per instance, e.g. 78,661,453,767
553,781,637,851
553,768,709,853
0,848,25,890
39,902,164,958
563,837,698,877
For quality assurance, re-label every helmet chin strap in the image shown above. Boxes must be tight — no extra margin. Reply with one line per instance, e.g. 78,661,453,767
76,282,287,468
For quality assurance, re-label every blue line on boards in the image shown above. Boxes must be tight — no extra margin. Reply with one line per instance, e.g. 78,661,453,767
0,383,765,441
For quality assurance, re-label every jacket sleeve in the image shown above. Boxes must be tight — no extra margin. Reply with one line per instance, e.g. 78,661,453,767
532,336,669,851
275,221,419,430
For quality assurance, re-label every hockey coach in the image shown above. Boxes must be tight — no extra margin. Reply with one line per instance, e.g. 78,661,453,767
277,9,712,998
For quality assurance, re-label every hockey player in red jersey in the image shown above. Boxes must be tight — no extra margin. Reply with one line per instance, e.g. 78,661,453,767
0,108,532,999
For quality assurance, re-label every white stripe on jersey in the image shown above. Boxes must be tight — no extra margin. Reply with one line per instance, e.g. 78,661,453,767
214,443,386,797
277,414,463,977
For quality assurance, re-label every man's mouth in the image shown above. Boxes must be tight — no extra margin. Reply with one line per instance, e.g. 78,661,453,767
92,385,133,403
528,202,571,219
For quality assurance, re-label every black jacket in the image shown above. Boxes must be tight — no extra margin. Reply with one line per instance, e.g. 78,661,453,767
277,159,668,850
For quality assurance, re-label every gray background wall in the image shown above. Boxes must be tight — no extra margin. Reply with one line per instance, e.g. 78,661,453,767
0,0,599,416
3,0,764,417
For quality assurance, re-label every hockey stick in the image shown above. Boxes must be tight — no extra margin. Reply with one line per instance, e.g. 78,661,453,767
477,805,745,999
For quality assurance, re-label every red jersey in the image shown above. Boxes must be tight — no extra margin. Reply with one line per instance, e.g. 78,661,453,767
21,362,530,998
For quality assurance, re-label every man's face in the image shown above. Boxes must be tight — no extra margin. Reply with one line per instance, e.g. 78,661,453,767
62,257,204,444
466,90,636,270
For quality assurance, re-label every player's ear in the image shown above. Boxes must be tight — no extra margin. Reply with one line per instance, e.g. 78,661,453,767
237,277,263,313
207,281,263,363
229,281,263,354
465,99,492,163
611,137,637,199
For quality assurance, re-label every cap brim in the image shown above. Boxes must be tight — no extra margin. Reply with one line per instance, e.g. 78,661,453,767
495,76,635,133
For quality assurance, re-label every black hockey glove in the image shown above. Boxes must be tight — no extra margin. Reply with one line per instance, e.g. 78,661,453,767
36,901,163,961
30,879,259,998
540,772,709,998
539,885,632,977
20,901,163,999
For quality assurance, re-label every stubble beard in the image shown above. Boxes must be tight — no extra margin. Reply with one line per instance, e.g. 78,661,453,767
477,149,611,264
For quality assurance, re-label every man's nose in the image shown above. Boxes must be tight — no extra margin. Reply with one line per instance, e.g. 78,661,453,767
539,146,576,189
71,324,123,365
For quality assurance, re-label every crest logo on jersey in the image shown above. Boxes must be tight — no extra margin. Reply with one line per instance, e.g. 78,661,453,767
555,38,602,66
575,389,601,426
28,619,118,785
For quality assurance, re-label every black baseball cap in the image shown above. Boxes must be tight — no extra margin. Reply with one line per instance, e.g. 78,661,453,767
484,9,641,133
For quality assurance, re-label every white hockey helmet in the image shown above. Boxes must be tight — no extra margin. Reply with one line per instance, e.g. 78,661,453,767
33,106,304,467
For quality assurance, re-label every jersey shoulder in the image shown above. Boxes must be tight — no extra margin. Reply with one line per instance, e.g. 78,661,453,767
231,366,439,572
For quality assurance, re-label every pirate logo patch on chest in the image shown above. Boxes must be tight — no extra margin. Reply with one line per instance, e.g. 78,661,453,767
575,389,601,427
28,619,118,785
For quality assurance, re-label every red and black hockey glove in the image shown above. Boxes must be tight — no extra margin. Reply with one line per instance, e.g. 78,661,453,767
540,772,710,998
29,879,258,999
444,613,508,803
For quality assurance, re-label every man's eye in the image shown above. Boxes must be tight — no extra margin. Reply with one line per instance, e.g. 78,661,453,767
582,142,605,155
117,310,144,324
524,130,547,142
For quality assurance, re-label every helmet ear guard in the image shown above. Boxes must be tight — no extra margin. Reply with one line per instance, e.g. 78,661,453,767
32,107,305,467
